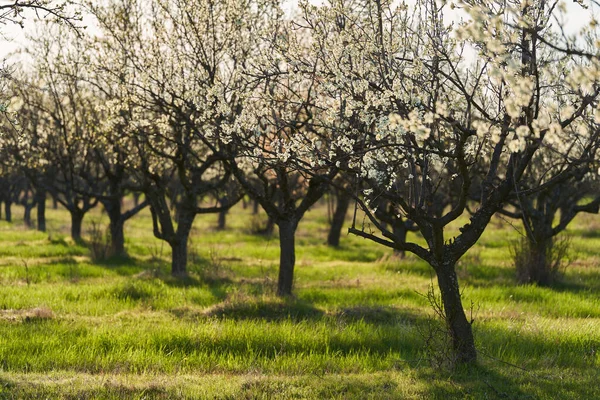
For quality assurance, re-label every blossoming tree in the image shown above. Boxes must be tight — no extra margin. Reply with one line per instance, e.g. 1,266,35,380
290,0,600,363
89,0,283,275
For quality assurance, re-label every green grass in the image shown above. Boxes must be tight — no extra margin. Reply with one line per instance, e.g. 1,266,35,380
0,200,599,399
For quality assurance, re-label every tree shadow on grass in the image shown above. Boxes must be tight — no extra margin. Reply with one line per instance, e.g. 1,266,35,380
202,297,423,327
417,360,600,400
334,305,421,325
415,364,533,400
236,375,402,400
0,378,172,400
83,255,156,277
205,297,325,322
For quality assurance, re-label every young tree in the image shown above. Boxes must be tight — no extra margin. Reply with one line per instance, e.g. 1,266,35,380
501,151,600,285
9,27,106,241
290,0,600,363
226,13,339,296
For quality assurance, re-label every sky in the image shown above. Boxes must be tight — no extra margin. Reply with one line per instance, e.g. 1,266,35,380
0,0,596,60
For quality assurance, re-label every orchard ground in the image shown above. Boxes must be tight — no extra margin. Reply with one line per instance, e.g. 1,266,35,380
0,199,598,399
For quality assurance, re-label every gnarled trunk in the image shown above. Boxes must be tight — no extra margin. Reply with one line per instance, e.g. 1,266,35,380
327,191,350,247
277,219,297,296
436,262,477,364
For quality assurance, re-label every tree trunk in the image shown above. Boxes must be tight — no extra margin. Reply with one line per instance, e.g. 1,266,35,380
23,203,33,227
265,215,275,236
170,208,195,277
70,209,84,242
52,196,58,210
518,233,554,286
530,238,550,285
109,218,126,258
327,190,351,247
170,239,188,277
133,192,141,207
436,262,477,364
5,200,12,223
392,222,408,258
0,201,2,220
277,219,297,296
104,198,126,257
217,209,227,230
36,189,46,232
253,199,259,215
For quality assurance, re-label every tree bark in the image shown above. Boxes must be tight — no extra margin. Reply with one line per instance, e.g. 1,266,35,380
104,198,126,257
519,232,554,286
265,215,275,236
392,222,408,258
70,209,84,242
530,238,550,285
23,203,34,228
133,192,141,207
217,209,227,230
36,189,46,232
170,239,188,277
170,207,195,277
327,191,351,247
277,219,298,296
436,262,477,364
5,200,12,223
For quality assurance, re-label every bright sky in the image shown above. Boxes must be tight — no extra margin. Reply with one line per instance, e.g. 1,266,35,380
0,0,596,61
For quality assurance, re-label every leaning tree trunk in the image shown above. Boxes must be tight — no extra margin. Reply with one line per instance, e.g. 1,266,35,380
36,189,46,232
70,209,84,242
327,191,351,247
436,261,477,364
277,218,298,296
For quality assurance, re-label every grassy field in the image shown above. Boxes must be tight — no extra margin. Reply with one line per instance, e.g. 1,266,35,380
0,199,599,399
